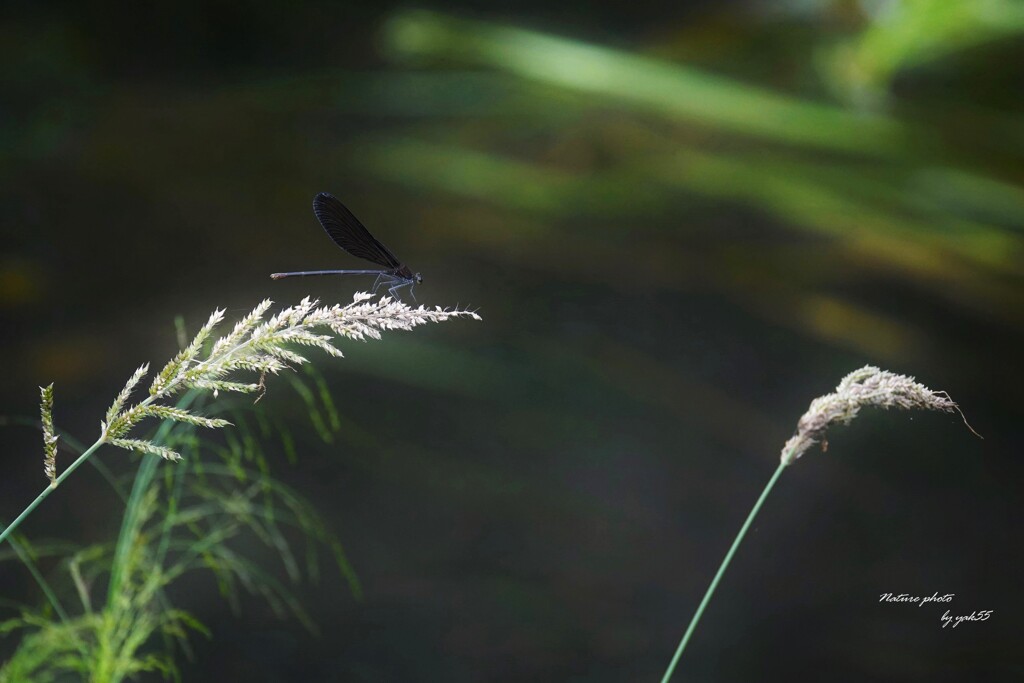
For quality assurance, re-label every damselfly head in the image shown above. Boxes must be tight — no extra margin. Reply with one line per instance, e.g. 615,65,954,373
415,272,423,284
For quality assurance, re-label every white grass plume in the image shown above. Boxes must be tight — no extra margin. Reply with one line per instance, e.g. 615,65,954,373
781,365,979,466
45,293,481,473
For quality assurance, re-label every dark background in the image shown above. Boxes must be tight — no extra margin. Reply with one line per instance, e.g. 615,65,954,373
2,1,1022,681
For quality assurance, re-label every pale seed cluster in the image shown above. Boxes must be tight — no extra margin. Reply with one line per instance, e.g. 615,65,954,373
780,365,976,465
41,294,480,474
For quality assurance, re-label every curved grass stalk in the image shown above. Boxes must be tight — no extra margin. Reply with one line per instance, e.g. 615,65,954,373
2,294,478,680
659,366,978,682
2,378,370,680
0,294,480,550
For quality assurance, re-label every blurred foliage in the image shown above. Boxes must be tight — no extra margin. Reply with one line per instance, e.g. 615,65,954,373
4,1,1022,368
822,0,1024,107
347,5,1023,363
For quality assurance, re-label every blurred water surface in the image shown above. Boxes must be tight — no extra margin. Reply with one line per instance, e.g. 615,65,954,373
1,2,1021,681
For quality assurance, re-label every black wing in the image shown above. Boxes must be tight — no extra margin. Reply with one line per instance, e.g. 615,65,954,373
312,192,403,270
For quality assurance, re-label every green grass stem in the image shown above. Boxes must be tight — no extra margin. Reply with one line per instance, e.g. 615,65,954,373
660,460,787,683
0,439,106,549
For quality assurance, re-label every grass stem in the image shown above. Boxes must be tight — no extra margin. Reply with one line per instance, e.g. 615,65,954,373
660,460,787,683
0,439,106,547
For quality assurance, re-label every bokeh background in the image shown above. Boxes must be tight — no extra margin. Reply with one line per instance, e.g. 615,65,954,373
2,1,1022,680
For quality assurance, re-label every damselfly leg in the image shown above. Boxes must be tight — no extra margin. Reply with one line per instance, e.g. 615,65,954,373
388,279,416,302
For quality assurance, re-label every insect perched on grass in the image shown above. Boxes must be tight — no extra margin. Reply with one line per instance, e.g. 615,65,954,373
271,192,423,300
